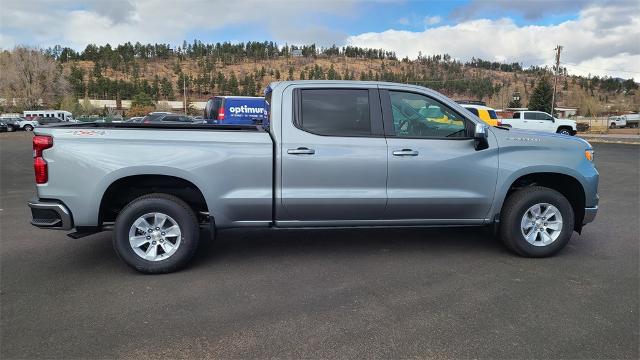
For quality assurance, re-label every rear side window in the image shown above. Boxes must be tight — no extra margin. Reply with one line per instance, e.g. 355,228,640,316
524,112,537,120
488,110,498,119
299,89,370,136
512,112,520,119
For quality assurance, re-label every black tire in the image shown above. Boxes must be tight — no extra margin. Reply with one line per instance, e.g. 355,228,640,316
499,186,574,257
23,124,34,131
610,123,616,129
556,127,572,136
113,193,200,274
7,125,14,132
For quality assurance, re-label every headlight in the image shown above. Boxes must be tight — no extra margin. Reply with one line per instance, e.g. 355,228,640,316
585,149,594,161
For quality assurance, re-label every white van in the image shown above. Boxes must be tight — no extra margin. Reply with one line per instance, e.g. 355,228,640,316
23,110,75,122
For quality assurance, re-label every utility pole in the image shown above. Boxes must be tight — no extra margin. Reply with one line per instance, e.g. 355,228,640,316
551,45,563,117
183,75,186,114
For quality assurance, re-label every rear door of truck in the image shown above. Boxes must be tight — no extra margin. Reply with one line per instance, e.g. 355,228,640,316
278,85,387,223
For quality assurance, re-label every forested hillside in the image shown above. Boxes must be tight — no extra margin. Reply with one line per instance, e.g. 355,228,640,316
2,41,638,116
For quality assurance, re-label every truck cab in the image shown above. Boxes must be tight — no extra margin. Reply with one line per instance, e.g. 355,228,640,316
502,111,577,135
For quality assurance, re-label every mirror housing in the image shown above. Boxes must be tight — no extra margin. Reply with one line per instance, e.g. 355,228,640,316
474,123,489,151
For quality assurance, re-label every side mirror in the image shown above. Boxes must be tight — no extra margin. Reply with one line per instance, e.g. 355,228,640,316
474,123,489,151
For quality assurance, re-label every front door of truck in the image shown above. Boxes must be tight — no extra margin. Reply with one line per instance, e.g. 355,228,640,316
279,87,388,223
380,88,498,222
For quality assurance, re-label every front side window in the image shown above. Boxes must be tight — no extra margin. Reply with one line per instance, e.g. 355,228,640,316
389,91,467,138
488,110,498,119
539,112,553,121
299,89,370,136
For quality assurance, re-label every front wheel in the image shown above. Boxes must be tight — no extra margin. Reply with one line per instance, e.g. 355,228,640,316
610,123,617,129
499,186,575,257
113,193,200,274
556,127,573,136
7,125,15,132
23,124,34,131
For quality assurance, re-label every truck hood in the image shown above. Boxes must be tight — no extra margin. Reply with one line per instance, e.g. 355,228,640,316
492,126,591,148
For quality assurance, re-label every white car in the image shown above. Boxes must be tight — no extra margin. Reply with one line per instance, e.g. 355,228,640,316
501,111,577,135
18,118,40,131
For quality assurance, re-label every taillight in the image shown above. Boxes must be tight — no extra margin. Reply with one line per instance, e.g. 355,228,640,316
33,135,53,184
34,157,48,184
217,108,225,121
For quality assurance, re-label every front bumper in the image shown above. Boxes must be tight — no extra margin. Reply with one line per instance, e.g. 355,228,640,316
583,206,598,225
28,200,74,230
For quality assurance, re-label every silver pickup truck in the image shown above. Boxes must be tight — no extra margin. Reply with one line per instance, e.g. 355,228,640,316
28,81,599,273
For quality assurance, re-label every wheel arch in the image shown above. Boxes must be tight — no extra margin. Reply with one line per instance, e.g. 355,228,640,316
98,174,209,225
495,171,586,232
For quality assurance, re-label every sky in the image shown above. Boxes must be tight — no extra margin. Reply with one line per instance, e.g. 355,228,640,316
1,0,639,79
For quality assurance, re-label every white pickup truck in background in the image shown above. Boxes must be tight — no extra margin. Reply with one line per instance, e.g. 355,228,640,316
501,111,577,135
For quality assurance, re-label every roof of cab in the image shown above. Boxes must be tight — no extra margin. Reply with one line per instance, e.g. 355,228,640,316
268,80,434,91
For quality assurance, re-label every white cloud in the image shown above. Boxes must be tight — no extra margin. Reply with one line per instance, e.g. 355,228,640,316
423,16,441,26
452,0,599,20
347,3,640,78
0,0,359,49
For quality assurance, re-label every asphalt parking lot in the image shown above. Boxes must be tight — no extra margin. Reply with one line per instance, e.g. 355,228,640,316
1,132,638,359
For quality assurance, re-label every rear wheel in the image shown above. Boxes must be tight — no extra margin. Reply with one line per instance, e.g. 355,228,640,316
7,125,15,132
499,186,574,257
113,193,200,273
610,123,617,129
23,124,34,131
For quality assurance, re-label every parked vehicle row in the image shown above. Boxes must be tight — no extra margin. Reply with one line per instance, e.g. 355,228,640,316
0,116,41,131
28,80,598,274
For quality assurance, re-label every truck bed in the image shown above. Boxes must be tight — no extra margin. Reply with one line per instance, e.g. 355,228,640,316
34,124,274,228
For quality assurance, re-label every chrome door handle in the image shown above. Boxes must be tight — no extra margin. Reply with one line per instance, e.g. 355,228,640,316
392,149,419,156
287,147,315,155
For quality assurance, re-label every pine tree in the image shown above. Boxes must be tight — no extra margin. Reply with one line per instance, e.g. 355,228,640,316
528,77,553,113
507,97,522,108
160,77,174,99
327,64,339,80
226,72,239,95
